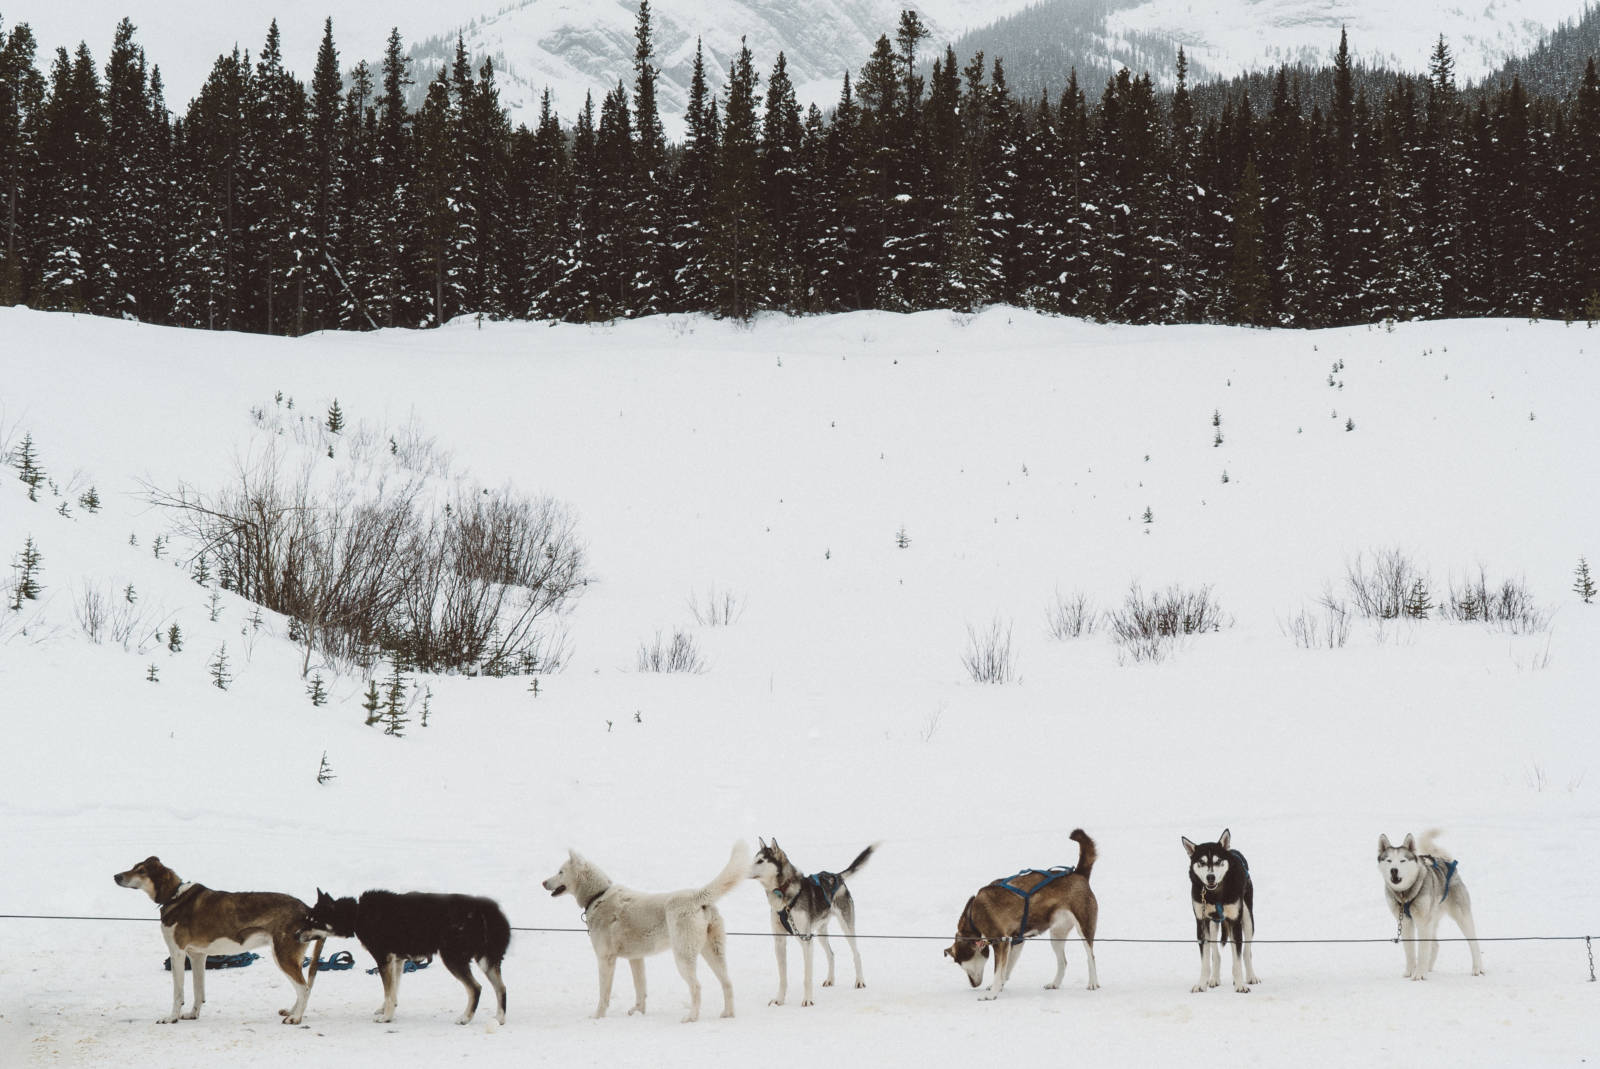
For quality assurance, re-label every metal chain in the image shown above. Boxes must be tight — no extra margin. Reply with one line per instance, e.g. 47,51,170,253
1588,936,1595,982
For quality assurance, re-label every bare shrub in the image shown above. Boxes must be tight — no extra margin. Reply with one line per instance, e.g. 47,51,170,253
1280,599,1351,649
962,617,1016,683
1107,582,1230,663
1046,588,1098,639
1439,567,1552,634
75,582,163,653
637,629,706,673
1344,548,1431,620
688,585,744,627
146,446,585,675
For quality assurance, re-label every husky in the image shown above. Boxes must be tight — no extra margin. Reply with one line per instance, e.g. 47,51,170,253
113,855,326,1024
942,829,1101,1000
301,889,510,1024
542,841,748,1022
749,838,876,1006
1377,831,1485,980
1182,829,1260,993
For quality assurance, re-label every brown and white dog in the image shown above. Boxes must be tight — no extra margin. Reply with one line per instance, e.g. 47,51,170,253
943,829,1101,1000
113,856,326,1025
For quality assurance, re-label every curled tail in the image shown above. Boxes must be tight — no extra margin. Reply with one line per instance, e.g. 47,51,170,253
1070,828,1097,880
839,842,879,881
698,840,751,906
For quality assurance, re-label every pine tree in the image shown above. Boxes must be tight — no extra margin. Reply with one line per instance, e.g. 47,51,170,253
11,535,41,606
0,22,47,307
325,397,344,433
1575,556,1596,603
167,622,182,652
712,39,768,319
316,750,335,783
306,18,344,332
37,43,106,313
78,485,100,512
208,642,231,689
361,678,382,725
381,648,408,736
13,431,44,499
307,672,328,706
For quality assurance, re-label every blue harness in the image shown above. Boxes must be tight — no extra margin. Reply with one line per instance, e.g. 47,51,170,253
777,871,843,941
996,867,1075,945
1400,857,1459,918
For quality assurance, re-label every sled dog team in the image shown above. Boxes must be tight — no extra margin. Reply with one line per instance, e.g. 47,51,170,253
112,827,1484,1026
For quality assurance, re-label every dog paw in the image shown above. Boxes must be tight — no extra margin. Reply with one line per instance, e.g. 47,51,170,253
1086,981,1100,991
720,1009,734,1019
373,1012,394,1023
180,1010,199,1021
283,1013,304,1025
821,979,833,987
1234,984,1251,994
627,1004,646,1016
978,992,999,1001
680,1013,699,1024
1043,982,1060,990
455,1015,472,1025
768,997,784,1006
801,999,814,1007
156,1015,178,1024
1190,983,1208,994
855,980,866,989
496,1012,507,1025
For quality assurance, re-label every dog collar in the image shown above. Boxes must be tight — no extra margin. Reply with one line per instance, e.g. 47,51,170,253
580,884,614,914
158,882,199,922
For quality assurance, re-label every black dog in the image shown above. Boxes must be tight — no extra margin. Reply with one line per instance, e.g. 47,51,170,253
304,889,510,1024
1180,829,1259,993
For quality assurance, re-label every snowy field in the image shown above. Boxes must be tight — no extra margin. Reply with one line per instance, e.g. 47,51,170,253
0,306,1595,1066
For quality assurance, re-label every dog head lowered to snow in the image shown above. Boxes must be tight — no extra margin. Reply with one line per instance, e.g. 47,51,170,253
942,829,1100,1000
544,841,749,1022
1376,830,1485,980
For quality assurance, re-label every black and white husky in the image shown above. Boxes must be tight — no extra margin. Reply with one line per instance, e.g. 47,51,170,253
1377,831,1485,980
1181,829,1259,993
749,839,876,1006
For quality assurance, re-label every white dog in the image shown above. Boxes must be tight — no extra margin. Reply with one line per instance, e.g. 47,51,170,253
543,841,748,1022
1377,831,1485,980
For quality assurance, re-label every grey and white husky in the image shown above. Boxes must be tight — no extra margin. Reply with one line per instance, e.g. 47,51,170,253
749,838,876,1006
1181,829,1260,993
1377,831,1485,980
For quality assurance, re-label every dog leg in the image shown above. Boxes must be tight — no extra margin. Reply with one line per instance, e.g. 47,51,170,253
768,915,789,1006
1081,932,1100,991
1192,920,1213,993
981,941,1018,1000
375,955,403,1022
593,953,618,1018
1045,936,1068,990
273,935,315,1024
1399,914,1419,978
1452,900,1486,976
442,950,481,1025
838,902,866,989
701,917,735,1020
183,950,206,1020
478,958,508,1024
626,957,648,1016
159,932,187,1023
1229,921,1250,994
1419,915,1442,979
818,920,837,988
800,932,816,1006
672,946,704,1023
1241,907,1260,987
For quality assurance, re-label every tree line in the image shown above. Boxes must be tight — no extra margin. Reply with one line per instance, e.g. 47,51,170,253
2,2,1599,333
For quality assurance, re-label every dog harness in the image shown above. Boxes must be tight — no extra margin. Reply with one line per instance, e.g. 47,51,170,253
996,867,1075,945
777,871,843,941
1398,857,1459,919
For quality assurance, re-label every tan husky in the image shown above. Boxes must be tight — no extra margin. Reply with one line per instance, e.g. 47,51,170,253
113,855,326,1024
944,829,1101,999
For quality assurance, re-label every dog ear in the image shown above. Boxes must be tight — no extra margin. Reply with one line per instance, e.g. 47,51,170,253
1378,834,1391,853
1218,828,1231,849
1402,833,1415,853
1181,836,1197,857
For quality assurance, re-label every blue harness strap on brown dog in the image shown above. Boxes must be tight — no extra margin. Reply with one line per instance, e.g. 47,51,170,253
997,867,1075,945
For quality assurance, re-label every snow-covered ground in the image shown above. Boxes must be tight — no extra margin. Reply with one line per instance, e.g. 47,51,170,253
0,306,1595,1066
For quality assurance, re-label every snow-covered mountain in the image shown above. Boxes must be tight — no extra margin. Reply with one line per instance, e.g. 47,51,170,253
2,0,1588,131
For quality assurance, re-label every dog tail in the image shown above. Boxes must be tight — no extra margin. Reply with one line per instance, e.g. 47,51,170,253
1417,828,1451,861
698,840,751,906
839,842,879,881
1070,828,1097,880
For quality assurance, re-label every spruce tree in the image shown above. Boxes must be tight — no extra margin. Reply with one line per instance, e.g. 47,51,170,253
712,39,768,319
1576,556,1596,603
14,431,44,499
